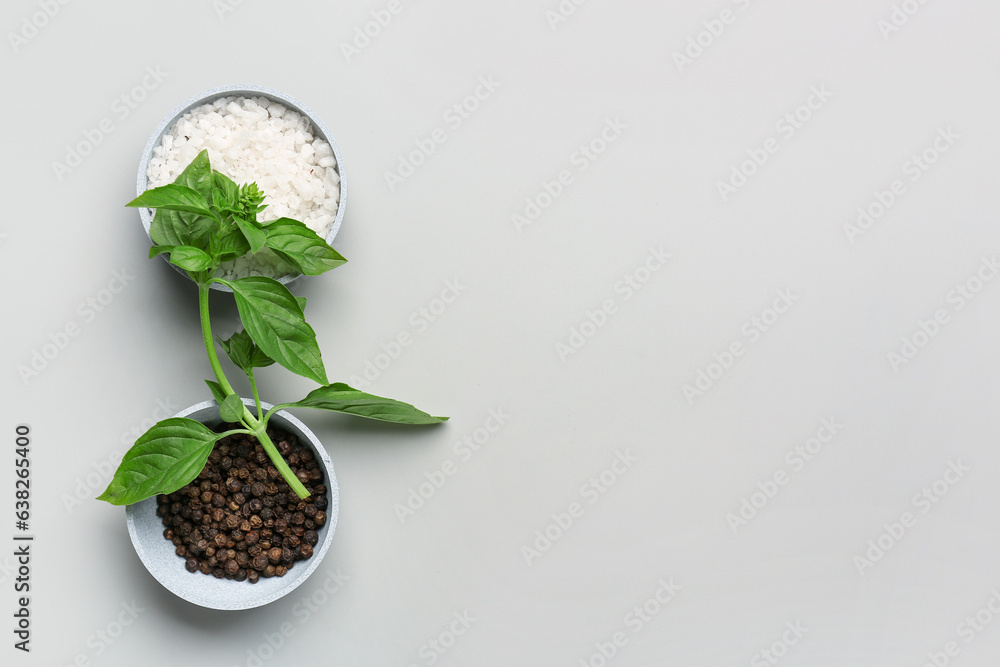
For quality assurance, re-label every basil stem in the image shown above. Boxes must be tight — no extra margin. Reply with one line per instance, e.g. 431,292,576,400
198,282,310,499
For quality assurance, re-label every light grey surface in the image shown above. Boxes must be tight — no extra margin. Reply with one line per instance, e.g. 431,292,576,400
3,1,1000,665
125,399,339,611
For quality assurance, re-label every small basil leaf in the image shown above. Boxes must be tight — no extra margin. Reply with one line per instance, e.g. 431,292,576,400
213,171,240,205
250,347,275,368
175,149,214,200
219,394,245,423
168,245,215,272
263,218,347,276
149,245,173,259
236,217,267,254
96,418,227,505
127,184,215,219
278,383,447,425
218,330,254,373
218,330,275,373
205,380,227,405
217,229,251,263
214,277,327,385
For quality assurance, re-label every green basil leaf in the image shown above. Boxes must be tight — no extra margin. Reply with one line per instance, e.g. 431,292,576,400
127,184,215,219
214,277,327,384
218,330,276,373
213,171,240,206
96,418,228,505
218,330,253,372
295,296,307,312
175,149,214,200
250,347,275,368
149,245,173,259
263,218,347,276
205,380,227,405
167,245,215,272
219,394,245,423
150,209,216,249
217,228,251,263
236,217,267,254
149,209,189,247
278,383,447,425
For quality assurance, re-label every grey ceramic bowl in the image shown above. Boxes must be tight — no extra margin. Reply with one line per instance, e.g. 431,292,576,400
135,84,348,291
125,398,339,610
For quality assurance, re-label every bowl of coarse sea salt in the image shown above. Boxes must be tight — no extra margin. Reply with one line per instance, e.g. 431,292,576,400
136,85,347,290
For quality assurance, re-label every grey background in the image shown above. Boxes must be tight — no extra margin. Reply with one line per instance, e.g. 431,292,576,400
3,0,1000,665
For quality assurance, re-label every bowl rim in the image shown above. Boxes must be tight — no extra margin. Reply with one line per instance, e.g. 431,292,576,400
124,397,339,610
135,84,348,293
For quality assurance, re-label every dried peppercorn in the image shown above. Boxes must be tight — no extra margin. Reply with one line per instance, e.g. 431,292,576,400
157,427,325,584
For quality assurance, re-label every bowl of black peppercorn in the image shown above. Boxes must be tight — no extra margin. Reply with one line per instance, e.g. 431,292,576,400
125,398,339,610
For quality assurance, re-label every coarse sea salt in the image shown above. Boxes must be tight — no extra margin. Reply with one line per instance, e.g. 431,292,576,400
146,96,341,281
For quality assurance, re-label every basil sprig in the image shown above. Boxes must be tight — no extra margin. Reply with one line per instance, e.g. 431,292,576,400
99,150,446,506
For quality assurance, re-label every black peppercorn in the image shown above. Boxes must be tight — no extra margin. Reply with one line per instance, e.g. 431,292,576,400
159,426,324,584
